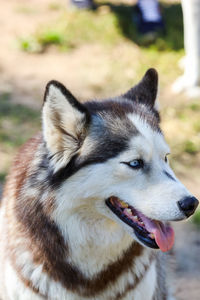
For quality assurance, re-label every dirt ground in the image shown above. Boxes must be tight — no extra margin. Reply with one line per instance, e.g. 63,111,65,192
0,0,200,299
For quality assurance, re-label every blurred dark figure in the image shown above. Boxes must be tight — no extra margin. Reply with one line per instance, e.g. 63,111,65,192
71,0,95,10
71,0,165,35
136,0,164,35
71,0,200,97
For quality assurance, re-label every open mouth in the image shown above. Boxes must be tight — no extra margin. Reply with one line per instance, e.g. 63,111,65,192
106,196,174,252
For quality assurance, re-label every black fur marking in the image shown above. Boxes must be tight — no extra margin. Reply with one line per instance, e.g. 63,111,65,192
48,137,130,188
48,155,78,188
85,100,161,132
164,171,176,182
123,68,158,109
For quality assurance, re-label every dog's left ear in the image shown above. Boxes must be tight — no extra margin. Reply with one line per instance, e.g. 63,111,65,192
123,68,158,109
42,80,90,171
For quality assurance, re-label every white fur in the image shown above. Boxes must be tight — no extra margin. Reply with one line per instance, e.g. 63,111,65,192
4,261,42,300
43,84,86,172
132,260,157,300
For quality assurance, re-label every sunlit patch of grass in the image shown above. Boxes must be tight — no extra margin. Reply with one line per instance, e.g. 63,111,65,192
37,30,65,48
189,102,200,111
183,140,199,155
48,2,63,11
18,1,183,53
18,9,123,53
177,111,187,121
18,37,42,53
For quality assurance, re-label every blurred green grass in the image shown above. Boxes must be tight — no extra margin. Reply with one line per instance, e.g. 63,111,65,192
163,101,200,162
192,210,200,226
18,2,183,53
18,9,122,53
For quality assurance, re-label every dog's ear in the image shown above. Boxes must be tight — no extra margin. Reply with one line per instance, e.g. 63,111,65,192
123,68,158,109
42,80,90,171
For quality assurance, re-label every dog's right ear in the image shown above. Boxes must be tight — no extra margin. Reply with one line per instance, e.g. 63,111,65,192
123,68,158,110
42,80,90,172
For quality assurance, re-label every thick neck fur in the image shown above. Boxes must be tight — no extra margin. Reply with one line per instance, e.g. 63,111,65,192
55,203,134,276
2,134,156,299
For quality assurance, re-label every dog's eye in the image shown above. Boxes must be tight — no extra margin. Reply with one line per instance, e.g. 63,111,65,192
164,154,169,163
121,159,144,169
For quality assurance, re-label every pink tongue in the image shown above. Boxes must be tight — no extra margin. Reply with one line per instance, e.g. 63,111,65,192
152,222,174,252
139,214,175,252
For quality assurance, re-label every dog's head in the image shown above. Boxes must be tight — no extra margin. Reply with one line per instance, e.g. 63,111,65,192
42,69,199,252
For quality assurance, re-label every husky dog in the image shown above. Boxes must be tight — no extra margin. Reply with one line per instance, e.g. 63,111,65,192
0,69,198,300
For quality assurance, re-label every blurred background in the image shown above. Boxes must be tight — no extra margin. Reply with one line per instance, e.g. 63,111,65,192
0,0,199,299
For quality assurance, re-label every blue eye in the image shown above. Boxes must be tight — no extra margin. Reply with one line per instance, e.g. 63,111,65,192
121,159,144,169
165,153,170,163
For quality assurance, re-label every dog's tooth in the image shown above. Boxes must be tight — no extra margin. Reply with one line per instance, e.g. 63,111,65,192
149,233,155,239
124,208,132,215
118,200,128,208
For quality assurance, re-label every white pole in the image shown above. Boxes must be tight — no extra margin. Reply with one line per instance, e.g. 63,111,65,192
172,0,200,97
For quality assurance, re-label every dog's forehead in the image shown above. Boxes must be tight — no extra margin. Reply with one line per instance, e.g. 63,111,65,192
80,100,163,162
127,113,170,156
86,98,160,134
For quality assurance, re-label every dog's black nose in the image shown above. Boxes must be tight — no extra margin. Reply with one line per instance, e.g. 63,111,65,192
178,196,199,217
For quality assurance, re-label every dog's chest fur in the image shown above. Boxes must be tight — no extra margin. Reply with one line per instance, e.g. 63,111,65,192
0,135,165,300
